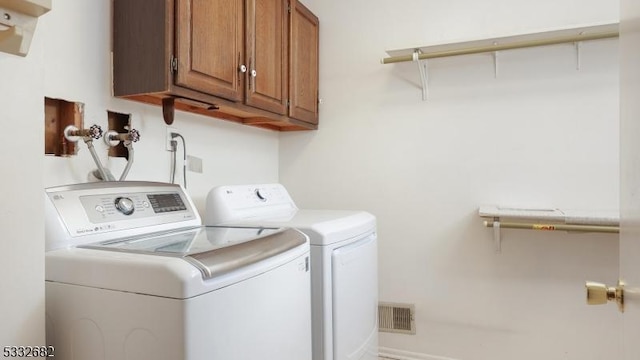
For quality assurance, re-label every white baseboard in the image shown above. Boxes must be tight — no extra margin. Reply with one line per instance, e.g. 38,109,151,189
378,347,461,360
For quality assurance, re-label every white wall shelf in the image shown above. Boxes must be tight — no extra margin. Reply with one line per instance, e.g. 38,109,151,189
0,0,51,57
478,205,619,253
381,22,619,100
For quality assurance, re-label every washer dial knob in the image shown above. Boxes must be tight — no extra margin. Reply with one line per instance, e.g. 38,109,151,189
114,197,135,215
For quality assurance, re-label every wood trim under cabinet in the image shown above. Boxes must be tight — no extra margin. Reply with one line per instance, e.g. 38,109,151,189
122,92,317,131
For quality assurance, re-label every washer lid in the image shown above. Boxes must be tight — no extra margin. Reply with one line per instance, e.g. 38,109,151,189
81,226,306,280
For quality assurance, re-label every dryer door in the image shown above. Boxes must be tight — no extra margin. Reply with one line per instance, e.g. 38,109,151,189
331,233,378,360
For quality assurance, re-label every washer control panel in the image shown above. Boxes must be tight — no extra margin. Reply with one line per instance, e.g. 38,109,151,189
45,182,200,244
79,191,188,224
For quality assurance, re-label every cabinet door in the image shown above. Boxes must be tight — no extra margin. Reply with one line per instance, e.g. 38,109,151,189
289,0,319,125
245,0,288,115
175,0,244,102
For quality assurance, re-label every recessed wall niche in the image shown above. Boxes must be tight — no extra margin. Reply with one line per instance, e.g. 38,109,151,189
44,97,84,157
107,111,132,159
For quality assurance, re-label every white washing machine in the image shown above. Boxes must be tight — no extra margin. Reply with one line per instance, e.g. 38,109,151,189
45,181,312,360
205,184,378,360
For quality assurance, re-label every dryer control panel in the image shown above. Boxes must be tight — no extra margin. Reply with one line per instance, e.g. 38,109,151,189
45,181,201,250
205,183,298,225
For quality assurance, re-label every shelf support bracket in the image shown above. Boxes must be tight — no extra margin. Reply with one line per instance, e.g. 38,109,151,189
574,40,582,70
492,42,499,78
413,50,429,101
493,217,502,254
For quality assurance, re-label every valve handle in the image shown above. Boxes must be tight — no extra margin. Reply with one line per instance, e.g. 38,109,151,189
88,124,103,139
128,129,140,142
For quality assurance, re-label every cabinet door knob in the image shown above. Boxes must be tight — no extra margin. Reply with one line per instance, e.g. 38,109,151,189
251,69,257,77
239,64,247,73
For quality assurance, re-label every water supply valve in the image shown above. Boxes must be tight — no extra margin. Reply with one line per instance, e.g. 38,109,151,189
63,124,114,181
64,124,103,142
104,129,140,147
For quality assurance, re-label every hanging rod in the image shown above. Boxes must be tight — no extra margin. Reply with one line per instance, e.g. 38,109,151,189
483,220,619,234
479,205,619,253
381,26,619,64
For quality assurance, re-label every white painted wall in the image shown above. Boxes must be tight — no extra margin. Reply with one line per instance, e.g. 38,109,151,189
0,0,279,346
280,0,621,359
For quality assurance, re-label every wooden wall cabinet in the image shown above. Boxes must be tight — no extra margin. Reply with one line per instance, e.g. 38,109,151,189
289,0,319,125
113,0,319,131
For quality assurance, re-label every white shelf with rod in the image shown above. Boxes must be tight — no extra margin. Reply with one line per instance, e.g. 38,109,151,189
478,205,619,253
381,22,619,100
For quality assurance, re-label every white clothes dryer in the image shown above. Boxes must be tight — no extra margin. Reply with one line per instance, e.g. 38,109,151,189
205,183,378,360
45,181,312,360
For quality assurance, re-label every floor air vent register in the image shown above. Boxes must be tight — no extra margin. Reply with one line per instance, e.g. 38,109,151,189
378,302,416,334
